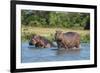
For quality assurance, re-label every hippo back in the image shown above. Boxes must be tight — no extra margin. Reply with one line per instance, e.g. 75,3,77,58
63,32,80,43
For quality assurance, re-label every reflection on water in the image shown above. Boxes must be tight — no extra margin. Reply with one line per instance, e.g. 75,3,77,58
21,42,90,63
56,49,80,56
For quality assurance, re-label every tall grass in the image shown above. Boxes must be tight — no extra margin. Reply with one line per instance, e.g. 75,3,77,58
21,26,90,43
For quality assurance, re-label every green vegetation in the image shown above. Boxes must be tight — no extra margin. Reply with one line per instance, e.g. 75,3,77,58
22,26,90,43
21,10,90,43
21,10,90,29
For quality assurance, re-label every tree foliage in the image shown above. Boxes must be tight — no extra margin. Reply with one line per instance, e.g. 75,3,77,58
21,10,90,29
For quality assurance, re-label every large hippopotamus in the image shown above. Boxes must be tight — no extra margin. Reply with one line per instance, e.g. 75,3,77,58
29,34,54,48
55,30,80,49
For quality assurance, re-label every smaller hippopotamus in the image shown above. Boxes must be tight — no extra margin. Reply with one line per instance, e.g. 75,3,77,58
29,34,53,48
55,30,80,50
29,34,36,45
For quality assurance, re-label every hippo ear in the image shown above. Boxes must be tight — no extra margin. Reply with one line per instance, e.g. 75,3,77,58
56,30,63,33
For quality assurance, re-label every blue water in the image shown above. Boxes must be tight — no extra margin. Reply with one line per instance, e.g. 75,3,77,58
21,42,90,63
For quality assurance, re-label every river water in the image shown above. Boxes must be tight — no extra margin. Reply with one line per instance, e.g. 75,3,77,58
21,42,90,63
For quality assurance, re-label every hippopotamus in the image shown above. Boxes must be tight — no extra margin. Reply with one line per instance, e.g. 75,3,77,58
29,34,55,48
55,30,80,49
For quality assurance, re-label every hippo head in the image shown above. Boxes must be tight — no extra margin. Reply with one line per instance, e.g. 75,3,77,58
55,30,63,41
29,34,39,45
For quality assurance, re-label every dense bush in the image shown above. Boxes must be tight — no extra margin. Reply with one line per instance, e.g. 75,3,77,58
21,10,90,29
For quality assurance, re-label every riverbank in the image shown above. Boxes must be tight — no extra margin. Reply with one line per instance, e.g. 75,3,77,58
21,26,90,43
